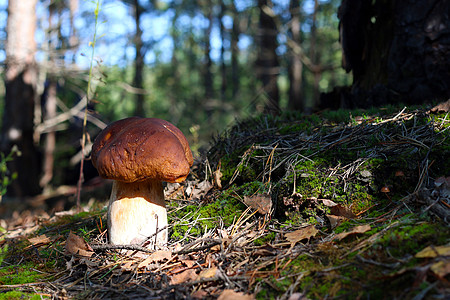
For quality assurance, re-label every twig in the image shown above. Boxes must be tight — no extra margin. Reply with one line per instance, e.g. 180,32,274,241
90,244,153,253
174,238,222,254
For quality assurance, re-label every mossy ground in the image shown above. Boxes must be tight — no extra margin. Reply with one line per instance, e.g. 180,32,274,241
0,106,448,299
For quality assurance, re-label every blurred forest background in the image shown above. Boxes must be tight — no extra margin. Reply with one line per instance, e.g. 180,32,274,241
0,0,448,199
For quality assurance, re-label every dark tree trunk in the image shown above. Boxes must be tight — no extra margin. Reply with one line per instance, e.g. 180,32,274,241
337,0,450,107
219,1,227,101
310,0,320,111
256,0,280,114
133,0,145,117
203,2,214,103
288,0,303,111
40,81,57,188
231,0,240,99
1,0,41,198
168,10,182,125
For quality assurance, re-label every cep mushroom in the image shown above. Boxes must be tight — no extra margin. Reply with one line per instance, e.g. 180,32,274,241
91,117,193,248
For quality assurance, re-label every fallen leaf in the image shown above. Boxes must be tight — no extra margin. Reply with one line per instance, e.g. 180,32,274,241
330,204,356,219
285,225,318,244
333,224,371,241
326,214,345,229
181,259,196,268
191,290,209,299
170,269,197,285
321,199,338,207
138,250,172,269
26,234,52,249
190,180,213,200
288,293,308,300
197,266,218,280
65,231,94,257
430,99,450,113
243,193,272,214
217,289,254,300
213,165,223,189
430,260,450,277
121,261,135,271
415,245,450,258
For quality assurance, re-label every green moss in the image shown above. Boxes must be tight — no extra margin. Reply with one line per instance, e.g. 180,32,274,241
333,220,354,234
0,263,45,285
0,291,48,300
169,194,246,241
376,219,448,257
253,232,276,246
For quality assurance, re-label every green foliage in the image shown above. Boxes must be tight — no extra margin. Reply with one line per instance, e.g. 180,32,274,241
0,262,45,285
169,193,246,241
0,291,47,300
0,145,21,196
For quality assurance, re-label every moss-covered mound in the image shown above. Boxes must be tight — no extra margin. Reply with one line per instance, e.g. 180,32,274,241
0,107,448,299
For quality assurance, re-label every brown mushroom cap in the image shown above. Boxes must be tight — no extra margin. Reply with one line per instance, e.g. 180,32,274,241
91,117,193,183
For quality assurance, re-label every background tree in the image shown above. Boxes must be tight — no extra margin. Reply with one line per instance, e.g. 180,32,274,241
338,0,450,107
288,0,303,111
256,0,280,114
1,0,41,198
132,0,146,117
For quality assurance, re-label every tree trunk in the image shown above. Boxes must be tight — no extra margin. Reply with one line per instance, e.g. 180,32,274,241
231,0,240,99
40,81,57,188
219,1,227,101
288,0,303,111
309,0,320,111
133,0,145,117
256,0,280,114
1,0,41,198
203,2,214,103
338,0,450,107
168,10,182,125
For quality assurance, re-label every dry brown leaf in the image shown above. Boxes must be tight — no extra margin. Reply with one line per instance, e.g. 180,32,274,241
330,204,356,219
326,214,345,229
333,224,371,241
430,260,450,277
191,290,209,299
170,269,197,285
26,234,52,250
121,261,135,271
321,199,338,207
217,289,254,300
190,180,213,200
197,266,218,280
138,250,172,269
243,193,272,214
415,245,450,258
430,99,450,113
288,293,308,300
213,165,223,189
285,225,318,244
65,231,94,257
182,259,196,268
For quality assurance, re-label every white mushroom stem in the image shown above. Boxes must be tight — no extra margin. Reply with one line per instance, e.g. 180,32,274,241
107,179,168,249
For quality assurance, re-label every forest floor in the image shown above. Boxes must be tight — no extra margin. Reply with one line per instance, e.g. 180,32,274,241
0,106,449,299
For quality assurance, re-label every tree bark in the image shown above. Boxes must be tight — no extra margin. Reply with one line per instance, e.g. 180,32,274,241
1,0,41,198
288,0,303,111
133,0,145,117
219,1,227,101
40,81,57,188
231,0,240,99
256,0,280,114
338,0,450,107
310,0,320,111
203,2,214,103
